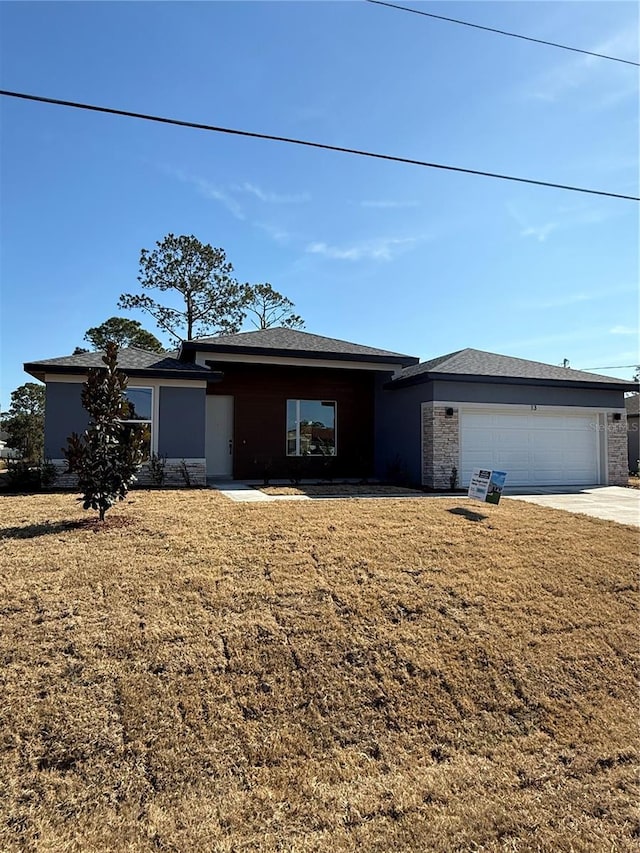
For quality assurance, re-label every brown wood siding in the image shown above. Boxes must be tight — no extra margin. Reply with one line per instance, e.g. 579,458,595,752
207,363,376,479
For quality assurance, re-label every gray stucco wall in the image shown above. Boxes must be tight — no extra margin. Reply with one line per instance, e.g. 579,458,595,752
44,382,88,458
158,386,206,458
430,381,625,408
374,375,428,486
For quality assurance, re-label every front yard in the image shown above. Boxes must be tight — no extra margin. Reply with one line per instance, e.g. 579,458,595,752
0,491,638,851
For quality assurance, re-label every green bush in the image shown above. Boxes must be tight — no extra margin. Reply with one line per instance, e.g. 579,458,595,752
5,458,56,491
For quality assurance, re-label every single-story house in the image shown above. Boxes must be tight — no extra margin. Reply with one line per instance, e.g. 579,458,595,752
24,328,633,489
0,429,20,460
626,394,639,475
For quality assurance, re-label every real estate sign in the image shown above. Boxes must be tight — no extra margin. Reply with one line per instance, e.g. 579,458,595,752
468,469,508,505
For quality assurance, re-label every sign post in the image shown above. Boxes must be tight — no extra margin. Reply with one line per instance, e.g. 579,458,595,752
468,468,507,505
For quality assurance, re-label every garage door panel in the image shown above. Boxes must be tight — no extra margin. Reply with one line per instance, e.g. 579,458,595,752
460,409,600,487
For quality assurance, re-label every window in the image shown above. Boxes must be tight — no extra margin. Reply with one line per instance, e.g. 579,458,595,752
121,387,153,459
286,400,336,456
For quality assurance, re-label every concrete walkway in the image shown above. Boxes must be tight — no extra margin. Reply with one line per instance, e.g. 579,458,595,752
209,481,640,526
504,486,640,527
208,481,309,502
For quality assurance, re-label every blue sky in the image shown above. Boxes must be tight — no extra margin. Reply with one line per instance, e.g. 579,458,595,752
1,1,638,410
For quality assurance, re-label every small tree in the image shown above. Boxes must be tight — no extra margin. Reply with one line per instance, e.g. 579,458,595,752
84,317,164,353
64,343,144,521
118,234,246,343
242,282,304,330
1,382,45,461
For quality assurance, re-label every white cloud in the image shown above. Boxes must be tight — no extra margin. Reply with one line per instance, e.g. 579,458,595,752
523,26,639,107
507,200,617,244
239,183,310,204
610,325,638,336
306,236,418,262
360,200,420,209
518,284,638,311
256,222,291,244
165,167,245,220
520,222,558,242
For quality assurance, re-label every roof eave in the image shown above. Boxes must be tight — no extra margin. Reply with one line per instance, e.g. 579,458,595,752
23,363,220,382
385,371,634,392
181,339,418,367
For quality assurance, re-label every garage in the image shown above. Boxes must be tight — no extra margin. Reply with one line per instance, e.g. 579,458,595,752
459,407,601,487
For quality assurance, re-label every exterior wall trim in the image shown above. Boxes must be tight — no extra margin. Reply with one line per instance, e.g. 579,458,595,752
44,373,207,389
195,351,403,372
432,401,625,414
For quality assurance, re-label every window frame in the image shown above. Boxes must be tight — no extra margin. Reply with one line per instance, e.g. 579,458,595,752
120,386,154,459
286,398,337,457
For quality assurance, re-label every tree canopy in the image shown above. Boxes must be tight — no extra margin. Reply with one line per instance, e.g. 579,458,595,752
118,234,246,343
84,317,164,353
1,382,45,461
118,234,305,342
242,282,304,330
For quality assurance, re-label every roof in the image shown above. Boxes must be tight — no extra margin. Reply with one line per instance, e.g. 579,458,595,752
626,394,640,416
24,347,214,381
389,348,635,390
181,328,418,366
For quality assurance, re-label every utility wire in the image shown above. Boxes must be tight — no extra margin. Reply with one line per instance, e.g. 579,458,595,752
580,365,638,371
1,89,638,202
366,0,640,67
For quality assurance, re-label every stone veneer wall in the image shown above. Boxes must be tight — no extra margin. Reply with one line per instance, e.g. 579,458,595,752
606,412,628,486
49,459,207,489
422,404,460,490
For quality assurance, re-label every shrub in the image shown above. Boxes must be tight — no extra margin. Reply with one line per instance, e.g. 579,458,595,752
4,458,57,492
178,459,192,488
149,453,167,487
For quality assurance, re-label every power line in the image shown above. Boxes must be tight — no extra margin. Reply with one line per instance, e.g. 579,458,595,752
366,0,640,67
2,90,639,202
580,364,637,371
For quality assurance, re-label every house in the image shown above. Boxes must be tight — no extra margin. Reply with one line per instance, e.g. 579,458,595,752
626,394,639,475
0,429,20,460
24,329,633,489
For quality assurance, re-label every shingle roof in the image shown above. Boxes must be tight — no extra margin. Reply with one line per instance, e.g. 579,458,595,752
185,328,417,364
626,394,640,416
391,348,633,387
24,347,210,379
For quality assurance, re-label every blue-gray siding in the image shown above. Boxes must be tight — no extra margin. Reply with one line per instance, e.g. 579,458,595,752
374,375,424,485
374,378,627,485
45,382,206,461
44,382,88,458
158,386,206,458
430,381,624,408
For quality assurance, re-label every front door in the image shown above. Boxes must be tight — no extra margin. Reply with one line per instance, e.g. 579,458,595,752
206,395,234,478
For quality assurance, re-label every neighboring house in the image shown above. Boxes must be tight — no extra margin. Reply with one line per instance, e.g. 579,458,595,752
24,329,633,489
0,429,20,460
625,395,639,475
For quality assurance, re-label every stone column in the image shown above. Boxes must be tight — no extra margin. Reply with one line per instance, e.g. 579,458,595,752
422,404,460,489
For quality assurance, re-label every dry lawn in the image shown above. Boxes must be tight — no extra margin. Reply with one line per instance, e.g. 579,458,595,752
0,490,638,852
259,484,428,497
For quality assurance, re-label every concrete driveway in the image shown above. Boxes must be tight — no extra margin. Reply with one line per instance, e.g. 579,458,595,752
504,486,640,527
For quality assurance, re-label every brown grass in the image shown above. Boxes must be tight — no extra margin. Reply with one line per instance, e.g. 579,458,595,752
0,491,638,852
628,476,640,490
260,483,428,497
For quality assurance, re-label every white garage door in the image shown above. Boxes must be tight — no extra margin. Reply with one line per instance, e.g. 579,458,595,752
460,408,600,487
